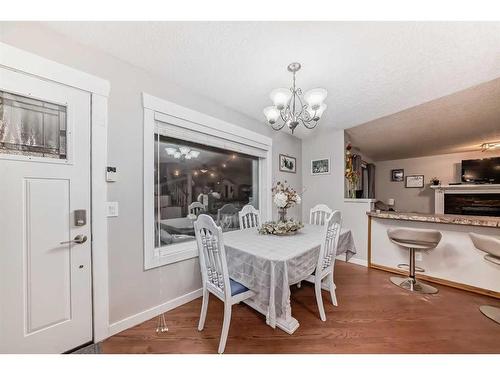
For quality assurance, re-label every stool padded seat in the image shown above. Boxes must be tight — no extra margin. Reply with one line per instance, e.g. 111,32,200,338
387,227,442,250
469,232,500,259
229,278,249,296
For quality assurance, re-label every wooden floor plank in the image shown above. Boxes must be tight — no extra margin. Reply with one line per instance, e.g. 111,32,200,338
102,262,500,354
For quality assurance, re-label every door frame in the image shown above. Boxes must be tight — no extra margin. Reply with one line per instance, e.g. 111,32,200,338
0,42,111,342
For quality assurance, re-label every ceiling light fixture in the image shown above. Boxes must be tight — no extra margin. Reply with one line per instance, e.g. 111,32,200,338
481,142,500,152
165,146,200,160
264,62,327,134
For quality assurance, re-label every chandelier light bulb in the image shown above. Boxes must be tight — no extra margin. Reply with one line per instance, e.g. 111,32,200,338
185,154,192,159
263,106,280,124
173,151,181,159
165,147,177,155
179,146,191,155
304,88,328,109
189,150,200,158
269,88,292,110
307,103,327,121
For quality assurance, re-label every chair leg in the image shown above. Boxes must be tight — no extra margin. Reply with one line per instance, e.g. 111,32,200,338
218,302,232,354
198,288,209,331
328,272,338,306
314,278,326,321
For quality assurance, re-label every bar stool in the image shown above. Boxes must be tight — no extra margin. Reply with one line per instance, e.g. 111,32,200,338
387,227,442,294
469,232,500,325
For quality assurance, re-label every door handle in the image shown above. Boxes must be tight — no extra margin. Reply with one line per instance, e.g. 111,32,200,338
60,235,88,245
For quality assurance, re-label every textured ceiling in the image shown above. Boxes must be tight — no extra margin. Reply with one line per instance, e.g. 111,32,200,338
42,21,500,139
346,77,500,161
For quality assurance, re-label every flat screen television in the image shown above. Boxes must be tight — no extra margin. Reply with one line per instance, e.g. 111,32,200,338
461,156,500,184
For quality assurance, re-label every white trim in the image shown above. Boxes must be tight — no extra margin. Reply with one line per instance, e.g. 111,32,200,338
142,93,273,270
336,255,368,267
143,93,271,149
0,42,110,97
433,184,500,214
344,199,377,203
108,288,203,336
0,44,111,344
90,94,110,342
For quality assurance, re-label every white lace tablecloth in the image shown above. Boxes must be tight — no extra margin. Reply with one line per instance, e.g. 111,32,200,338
223,224,356,328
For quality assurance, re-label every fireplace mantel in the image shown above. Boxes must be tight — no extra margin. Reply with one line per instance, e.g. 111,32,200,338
432,184,500,214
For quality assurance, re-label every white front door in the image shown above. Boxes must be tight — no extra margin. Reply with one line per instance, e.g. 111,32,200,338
0,67,92,353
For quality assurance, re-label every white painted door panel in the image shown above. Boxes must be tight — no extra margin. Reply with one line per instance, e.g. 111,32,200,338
0,68,92,353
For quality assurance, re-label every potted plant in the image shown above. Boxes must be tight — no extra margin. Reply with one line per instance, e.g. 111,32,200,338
430,177,440,186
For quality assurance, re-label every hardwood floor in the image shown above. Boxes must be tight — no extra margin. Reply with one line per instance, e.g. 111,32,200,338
101,262,500,354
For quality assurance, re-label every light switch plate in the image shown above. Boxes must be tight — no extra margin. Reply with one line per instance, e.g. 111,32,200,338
106,201,119,217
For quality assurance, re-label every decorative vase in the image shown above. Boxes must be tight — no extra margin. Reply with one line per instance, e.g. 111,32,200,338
278,207,287,222
348,182,357,199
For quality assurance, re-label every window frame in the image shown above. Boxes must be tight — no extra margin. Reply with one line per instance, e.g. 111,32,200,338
143,93,272,270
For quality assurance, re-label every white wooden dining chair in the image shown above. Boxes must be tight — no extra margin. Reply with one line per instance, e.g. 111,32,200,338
188,201,205,216
310,204,333,226
217,203,239,230
194,214,255,353
300,210,342,321
238,204,261,229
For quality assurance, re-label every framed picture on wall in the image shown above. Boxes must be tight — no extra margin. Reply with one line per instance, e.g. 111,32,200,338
391,168,404,182
311,158,330,175
405,175,424,188
279,154,297,173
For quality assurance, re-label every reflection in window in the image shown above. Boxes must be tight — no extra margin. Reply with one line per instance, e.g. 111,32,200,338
0,91,67,159
154,133,259,248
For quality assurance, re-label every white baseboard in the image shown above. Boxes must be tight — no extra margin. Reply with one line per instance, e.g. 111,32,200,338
336,255,368,267
108,288,202,337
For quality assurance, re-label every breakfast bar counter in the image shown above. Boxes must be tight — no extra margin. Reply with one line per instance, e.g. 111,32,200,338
367,211,500,297
367,211,500,228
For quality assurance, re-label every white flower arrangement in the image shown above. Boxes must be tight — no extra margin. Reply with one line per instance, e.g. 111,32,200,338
272,181,301,209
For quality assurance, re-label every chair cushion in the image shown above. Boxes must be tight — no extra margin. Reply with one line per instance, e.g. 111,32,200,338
229,278,249,296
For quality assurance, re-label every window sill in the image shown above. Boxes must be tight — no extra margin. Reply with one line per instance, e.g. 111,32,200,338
344,198,377,203
144,245,199,270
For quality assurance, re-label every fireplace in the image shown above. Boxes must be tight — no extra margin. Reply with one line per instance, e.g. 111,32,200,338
444,193,500,217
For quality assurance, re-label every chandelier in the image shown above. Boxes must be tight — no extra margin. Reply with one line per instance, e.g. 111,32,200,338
263,62,327,134
165,146,200,160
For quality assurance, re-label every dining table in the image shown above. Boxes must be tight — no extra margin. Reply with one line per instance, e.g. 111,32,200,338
223,223,357,334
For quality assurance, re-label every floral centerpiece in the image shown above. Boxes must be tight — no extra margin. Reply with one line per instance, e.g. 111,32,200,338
345,143,360,199
258,181,304,236
272,181,301,222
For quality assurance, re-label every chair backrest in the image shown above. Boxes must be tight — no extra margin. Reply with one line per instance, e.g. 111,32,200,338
188,201,205,216
316,210,342,274
217,203,239,230
310,204,333,225
194,214,231,299
238,204,261,229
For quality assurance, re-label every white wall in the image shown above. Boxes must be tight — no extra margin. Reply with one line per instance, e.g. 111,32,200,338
302,128,372,264
0,22,302,328
375,149,500,213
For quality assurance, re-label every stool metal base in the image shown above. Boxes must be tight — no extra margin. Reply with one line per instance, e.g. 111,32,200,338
479,305,500,324
390,276,438,294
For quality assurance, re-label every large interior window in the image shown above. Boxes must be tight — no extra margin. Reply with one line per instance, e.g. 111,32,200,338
154,134,259,249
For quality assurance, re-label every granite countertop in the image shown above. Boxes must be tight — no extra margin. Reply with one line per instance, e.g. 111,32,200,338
366,211,500,228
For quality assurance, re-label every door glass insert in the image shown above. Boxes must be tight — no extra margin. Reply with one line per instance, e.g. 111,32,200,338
0,91,67,159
